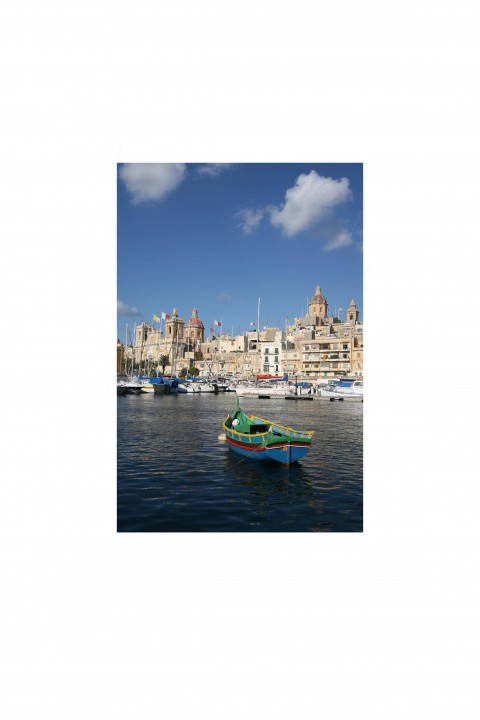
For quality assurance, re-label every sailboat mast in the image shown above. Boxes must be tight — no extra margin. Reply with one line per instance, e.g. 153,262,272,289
255,297,261,376
218,317,222,377
145,328,150,377
125,323,128,375
133,322,137,377
173,323,179,378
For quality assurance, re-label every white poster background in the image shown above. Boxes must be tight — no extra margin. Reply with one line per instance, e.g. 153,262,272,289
1,2,478,719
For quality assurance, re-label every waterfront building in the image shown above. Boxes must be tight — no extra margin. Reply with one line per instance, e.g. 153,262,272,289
261,341,281,375
122,285,362,380
198,334,249,377
117,339,125,373
133,322,152,370
142,308,188,375
297,296,363,378
260,330,285,375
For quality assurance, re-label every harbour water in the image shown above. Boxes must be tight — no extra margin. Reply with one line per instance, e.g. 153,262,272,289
117,392,363,532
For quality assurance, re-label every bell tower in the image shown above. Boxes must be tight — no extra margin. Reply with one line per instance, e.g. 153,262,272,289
165,308,184,345
346,299,359,324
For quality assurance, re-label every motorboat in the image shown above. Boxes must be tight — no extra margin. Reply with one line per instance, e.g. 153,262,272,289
117,376,145,394
195,381,218,393
235,381,294,398
178,381,199,393
318,380,363,400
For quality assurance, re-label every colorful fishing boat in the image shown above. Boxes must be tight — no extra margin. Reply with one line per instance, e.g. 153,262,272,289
223,398,315,465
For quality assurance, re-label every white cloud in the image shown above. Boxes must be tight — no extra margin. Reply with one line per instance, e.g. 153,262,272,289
119,163,186,204
269,171,352,237
236,207,265,234
322,229,353,252
197,163,233,176
217,292,232,302
117,300,141,317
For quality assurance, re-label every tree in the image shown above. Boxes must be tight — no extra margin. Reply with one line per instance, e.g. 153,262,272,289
188,366,199,376
179,366,187,378
159,354,170,375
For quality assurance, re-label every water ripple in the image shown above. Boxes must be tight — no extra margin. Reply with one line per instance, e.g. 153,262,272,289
118,393,362,532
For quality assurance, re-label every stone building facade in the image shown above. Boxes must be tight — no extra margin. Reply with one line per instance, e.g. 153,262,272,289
123,286,363,379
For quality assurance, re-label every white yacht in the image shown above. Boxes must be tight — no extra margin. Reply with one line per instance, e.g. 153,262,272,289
235,381,294,398
318,380,363,400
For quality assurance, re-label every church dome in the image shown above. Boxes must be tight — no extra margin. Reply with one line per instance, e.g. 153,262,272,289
310,285,327,304
185,308,204,328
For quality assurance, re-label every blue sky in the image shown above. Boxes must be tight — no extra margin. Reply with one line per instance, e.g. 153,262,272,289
117,163,363,342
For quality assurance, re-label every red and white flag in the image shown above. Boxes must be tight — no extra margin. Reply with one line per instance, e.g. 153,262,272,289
214,320,221,327
161,312,170,320
210,327,214,333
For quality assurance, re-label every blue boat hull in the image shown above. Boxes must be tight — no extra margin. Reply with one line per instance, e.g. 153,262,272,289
225,436,311,465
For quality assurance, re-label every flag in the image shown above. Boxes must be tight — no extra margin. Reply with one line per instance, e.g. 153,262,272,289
210,328,214,333
214,320,221,326
153,314,160,323
161,312,170,320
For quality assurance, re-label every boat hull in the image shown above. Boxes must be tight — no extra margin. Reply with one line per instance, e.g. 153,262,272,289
235,385,292,398
319,389,363,401
225,436,311,464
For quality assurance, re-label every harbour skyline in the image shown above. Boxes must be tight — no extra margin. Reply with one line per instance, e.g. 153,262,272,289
117,163,363,341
